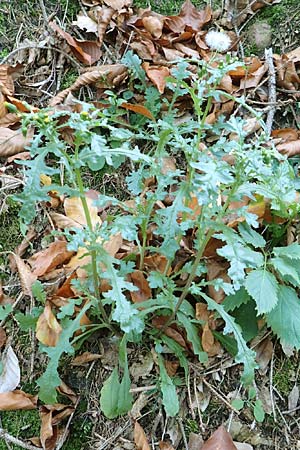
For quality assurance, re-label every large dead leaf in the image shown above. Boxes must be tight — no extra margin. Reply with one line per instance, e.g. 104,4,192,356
142,62,170,94
129,270,152,303
50,21,101,65
28,240,74,277
40,403,74,450
0,346,20,393
64,196,102,229
49,64,128,106
9,253,37,297
134,421,151,450
0,126,34,157
202,425,237,450
36,304,62,347
0,390,37,411
178,1,212,31
276,139,300,157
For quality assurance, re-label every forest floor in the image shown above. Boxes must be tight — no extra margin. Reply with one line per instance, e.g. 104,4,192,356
1,0,300,449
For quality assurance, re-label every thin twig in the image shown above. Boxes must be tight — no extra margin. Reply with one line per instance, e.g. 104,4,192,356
0,429,40,450
38,0,48,25
202,378,240,415
265,48,276,135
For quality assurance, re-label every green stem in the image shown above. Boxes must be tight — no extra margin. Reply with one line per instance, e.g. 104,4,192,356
75,167,110,324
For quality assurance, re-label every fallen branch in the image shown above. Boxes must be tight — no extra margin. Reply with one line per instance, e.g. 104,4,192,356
265,48,276,135
0,428,40,450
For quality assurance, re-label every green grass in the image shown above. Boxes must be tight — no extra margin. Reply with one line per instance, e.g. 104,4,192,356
0,198,22,276
133,0,219,15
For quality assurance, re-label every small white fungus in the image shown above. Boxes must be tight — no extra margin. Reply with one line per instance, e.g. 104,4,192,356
205,30,231,52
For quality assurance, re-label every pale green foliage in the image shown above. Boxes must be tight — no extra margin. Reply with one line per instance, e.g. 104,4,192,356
13,53,300,419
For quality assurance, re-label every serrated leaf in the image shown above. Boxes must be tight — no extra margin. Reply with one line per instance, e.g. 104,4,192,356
245,268,279,314
157,354,179,417
202,293,257,384
37,301,92,404
270,256,300,286
273,243,300,260
223,287,251,312
177,311,208,363
266,285,300,349
238,222,266,248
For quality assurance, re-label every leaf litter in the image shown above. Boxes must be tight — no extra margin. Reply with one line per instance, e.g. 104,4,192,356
1,0,300,448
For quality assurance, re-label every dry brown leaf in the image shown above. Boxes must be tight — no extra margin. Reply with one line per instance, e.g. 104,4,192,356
277,139,300,157
103,0,132,8
40,404,74,450
28,240,74,277
0,390,37,411
142,62,170,94
134,421,151,450
0,327,6,348
202,425,237,450
271,128,298,141
57,381,77,404
96,6,115,47
206,259,230,303
164,360,179,377
152,316,188,349
201,322,221,357
0,126,34,157
255,337,273,374
120,102,155,120
49,212,81,230
179,1,212,31
49,64,128,106
9,253,37,297
71,352,102,366
64,196,102,228
142,15,164,39
73,13,98,33
239,63,267,90
50,21,101,65
129,270,151,304
188,432,204,450
36,304,62,347
143,254,170,274
159,442,175,450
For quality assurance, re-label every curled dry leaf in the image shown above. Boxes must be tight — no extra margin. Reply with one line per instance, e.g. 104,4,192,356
28,240,74,277
202,425,237,450
0,390,37,411
9,253,37,297
134,421,151,450
36,304,62,347
57,381,78,404
72,13,98,33
49,64,128,106
129,270,152,304
142,15,164,39
50,21,101,65
159,442,175,450
142,62,170,94
40,403,74,450
95,6,115,47
71,351,102,366
0,126,34,158
277,139,300,157
0,346,20,393
64,195,102,228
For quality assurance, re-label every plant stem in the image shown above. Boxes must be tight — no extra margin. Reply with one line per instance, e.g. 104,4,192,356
75,167,110,324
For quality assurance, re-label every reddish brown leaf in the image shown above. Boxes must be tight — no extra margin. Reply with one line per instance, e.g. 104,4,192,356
202,425,237,450
28,240,74,277
152,316,188,349
277,139,300,157
9,253,37,297
50,21,101,65
164,360,179,377
36,304,62,347
201,322,221,357
142,63,170,94
57,381,77,404
178,1,212,31
144,254,170,274
271,128,298,141
134,421,151,450
71,352,102,366
40,404,74,450
120,102,155,120
159,441,175,450
142,14,164,39
0,327,7,348
129,270,152,304
0,126,34,158
0,390,37,411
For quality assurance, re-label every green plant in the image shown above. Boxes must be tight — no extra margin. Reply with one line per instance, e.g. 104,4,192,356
232,386,265,422
12,52,300,420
